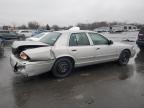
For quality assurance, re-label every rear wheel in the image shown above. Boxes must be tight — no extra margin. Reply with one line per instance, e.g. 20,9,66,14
118,50,130,65
51,58,74,78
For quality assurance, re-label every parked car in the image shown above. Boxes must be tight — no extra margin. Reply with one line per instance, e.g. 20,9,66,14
10,30,136,78
31,30,51,36
26,32,50,41
0,30,25,40
17,30,33,38
0,38,5,56
136,27,144,50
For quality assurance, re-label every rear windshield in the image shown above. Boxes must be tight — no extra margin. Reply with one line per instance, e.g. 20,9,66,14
34,32,48,38
39,32,61,46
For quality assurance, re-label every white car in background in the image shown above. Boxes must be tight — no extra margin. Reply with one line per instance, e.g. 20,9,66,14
26,32,50,41
17,30,33,38
10,30,136,78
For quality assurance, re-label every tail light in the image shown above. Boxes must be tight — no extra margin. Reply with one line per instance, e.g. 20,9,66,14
138,33,144,36
138,33,144,40
20,52,29,60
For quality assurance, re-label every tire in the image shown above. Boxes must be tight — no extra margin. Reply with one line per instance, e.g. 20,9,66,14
118,50,130,65
51,58,74,78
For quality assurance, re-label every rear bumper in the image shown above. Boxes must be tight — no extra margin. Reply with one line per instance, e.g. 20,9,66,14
10,54,55,76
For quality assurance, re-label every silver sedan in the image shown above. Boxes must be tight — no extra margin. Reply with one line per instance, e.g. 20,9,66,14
10,30,136,78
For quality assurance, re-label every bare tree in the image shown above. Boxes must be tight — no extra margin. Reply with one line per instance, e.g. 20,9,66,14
77,22,109,30
46,24,50,30
17,24,27,29
51,25,60,31
28,21,40,29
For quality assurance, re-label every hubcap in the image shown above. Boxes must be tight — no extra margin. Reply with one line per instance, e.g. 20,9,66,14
57,61,69,74
120,52,129,64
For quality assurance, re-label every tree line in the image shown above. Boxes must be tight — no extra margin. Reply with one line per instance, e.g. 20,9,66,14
2,21,144,31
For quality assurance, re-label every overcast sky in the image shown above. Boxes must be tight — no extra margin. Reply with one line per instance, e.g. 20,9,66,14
0,0,143,26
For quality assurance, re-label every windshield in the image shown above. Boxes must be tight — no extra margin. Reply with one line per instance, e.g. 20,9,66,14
34,32,48,38
39,32,61,46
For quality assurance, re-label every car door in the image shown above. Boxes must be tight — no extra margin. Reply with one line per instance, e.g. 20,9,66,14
68,32,95,66
88,33,118,62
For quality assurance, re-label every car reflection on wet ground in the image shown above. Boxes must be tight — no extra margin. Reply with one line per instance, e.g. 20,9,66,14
0,32,144,108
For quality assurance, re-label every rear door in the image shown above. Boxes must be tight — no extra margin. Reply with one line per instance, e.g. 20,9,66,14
68,32,95,66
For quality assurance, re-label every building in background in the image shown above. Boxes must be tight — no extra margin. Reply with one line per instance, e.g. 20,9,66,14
109,24,137,33
2,25,16,31
94,27,109,32
94,24,138,33
0,26,3,30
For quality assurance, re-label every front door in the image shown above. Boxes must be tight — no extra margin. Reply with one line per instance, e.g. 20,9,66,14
88,33,117,62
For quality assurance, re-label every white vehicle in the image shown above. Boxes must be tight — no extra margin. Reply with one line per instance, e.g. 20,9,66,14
69,27,80,31
10,30,136,78
26,32,50,41
17,30,33,38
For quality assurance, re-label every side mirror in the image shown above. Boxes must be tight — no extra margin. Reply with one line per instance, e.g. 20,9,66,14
108,40,113,45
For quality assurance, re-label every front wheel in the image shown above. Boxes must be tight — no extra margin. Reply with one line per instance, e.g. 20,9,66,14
51,58,74,78
118,50,130,65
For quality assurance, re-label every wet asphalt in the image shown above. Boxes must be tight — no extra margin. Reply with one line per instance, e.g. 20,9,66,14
0,32,144,108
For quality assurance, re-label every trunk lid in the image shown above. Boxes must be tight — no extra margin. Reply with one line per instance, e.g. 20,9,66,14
12,41,48,49
12,41,48,58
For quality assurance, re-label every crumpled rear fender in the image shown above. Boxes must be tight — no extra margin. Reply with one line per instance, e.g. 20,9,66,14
23,47,55,61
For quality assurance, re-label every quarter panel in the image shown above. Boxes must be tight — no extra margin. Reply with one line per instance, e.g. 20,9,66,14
23,47,55,61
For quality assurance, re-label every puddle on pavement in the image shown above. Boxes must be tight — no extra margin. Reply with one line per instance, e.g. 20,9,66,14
118,50,144,82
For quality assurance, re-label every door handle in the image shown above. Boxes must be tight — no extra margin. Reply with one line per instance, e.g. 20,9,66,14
71,49,77,51
96,48,100,50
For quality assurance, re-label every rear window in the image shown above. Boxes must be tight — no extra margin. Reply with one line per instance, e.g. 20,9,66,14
39,32,61,46
34,33,48,38
69,33,90,46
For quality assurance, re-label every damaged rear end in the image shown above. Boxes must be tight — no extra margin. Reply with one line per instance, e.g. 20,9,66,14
10,41,55,76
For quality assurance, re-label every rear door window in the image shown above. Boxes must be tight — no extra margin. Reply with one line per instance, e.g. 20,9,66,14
40,32,61,45
69,33,90,46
